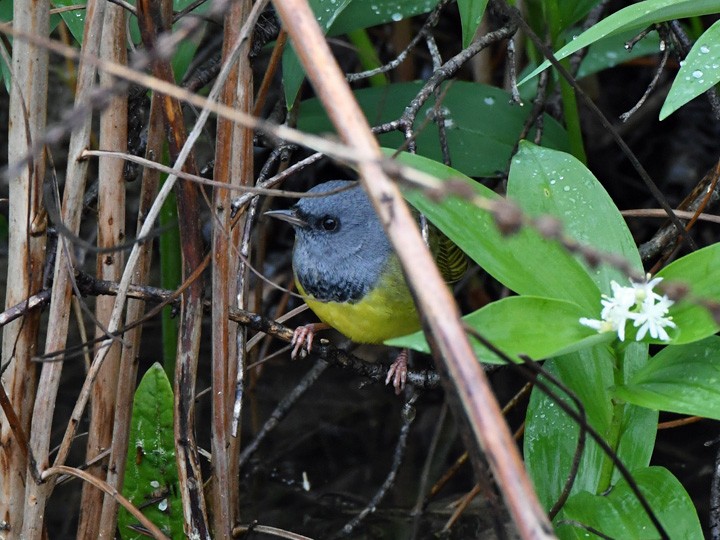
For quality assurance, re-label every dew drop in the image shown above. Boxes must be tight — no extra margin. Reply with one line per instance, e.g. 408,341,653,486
701,45,710,54
693,70,704,79
391,12,402,21
484,96,495,105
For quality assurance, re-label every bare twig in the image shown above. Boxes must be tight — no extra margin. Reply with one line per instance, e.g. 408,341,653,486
42,466,169,540
238,360,329,467
339,393,418,536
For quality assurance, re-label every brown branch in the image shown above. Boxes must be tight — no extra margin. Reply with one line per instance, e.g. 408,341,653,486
136,0,210,534
77,2,129,535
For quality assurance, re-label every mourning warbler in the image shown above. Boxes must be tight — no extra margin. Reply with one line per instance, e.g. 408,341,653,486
266,180,466,392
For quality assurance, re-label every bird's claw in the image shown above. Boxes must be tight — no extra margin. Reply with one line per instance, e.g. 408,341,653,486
291,325,315,359
385,350,409,395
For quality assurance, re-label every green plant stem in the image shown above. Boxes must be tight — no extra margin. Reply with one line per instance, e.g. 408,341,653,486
159,180,181,380
347,28,387,87
558,67,587,164
542,0,587,164
596,343,626,493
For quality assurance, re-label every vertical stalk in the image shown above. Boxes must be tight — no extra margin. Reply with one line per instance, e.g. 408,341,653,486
544,0,586,163
22,0,105,537
159,184,181,377
97,94,164,536
558,69,587,164
0,0,48,534
597,343,628,493
76,2,127,537
209,0,245,533
135,0,209,535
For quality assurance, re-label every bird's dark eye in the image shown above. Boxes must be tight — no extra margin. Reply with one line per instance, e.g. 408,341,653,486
321,216,338,231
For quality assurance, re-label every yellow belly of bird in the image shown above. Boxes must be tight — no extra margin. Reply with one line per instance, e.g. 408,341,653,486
296,263,421,344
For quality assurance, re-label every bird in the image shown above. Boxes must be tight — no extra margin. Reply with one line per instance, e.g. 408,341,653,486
265,180,467,393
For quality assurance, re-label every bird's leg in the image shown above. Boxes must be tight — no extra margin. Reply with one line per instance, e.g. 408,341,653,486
385,348,409,395
291,322,331,359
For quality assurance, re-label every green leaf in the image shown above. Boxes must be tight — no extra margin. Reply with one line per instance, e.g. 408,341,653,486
615,336,720,420
119,364,183,540
556,467,702,539
387,296,613,363
525,347,615,510
575,29,662,80
611,342,656,484
327,0,437,36
521,0,720,84
508,142,642,291
661,19,720,119
0,0,11,91
656,242,720,344
525,343,656,511
556,0,603,31
298,81,569,178
283,0,440,107
457,0,488,48
52,0,86,44
170,0,209,81
388,151,600,310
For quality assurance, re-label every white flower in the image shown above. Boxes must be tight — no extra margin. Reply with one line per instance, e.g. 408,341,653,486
580,276,675,342
633,295,676,341
630,274,664,303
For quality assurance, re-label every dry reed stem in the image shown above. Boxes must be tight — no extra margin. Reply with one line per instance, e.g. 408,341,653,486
208,0,254,532
0,0,48,532
20,0,105,536
76,2,128,536
97,89,165,537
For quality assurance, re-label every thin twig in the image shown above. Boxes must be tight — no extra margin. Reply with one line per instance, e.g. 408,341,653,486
338,393,419,536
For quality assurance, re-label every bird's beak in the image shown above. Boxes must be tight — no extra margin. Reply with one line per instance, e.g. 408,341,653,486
264,208,307,228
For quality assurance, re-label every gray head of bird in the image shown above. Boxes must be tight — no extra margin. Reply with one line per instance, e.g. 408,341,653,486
265,180,394,303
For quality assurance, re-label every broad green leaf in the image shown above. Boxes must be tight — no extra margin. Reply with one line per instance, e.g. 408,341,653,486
327,0,440,36
518,29,662,102
283,0,352,107
656,242,720,344
119,364,183,540
457,0,488,48
52,0,86,44
556,467,702,539
387,296,613,363
576,29,662,80
298,82,569,178
615,336,720,420
284,0,441,107
557,0,603,30
661,19,720,119
170,0,209,80
525,347,615,510
508,142,642,291
387,151,600,310
0,0,12,91
521,0,720,84
526,342,655,511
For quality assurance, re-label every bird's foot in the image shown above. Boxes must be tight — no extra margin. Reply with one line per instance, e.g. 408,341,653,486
385,349,409,395
291,322,331,359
